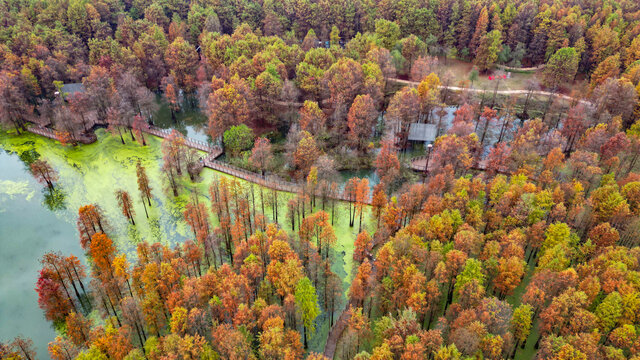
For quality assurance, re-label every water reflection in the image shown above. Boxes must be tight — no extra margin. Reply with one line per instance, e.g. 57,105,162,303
0,151,81,356
339,169,380,191
18,148,40,168
42,187,67,211
152,97,211,143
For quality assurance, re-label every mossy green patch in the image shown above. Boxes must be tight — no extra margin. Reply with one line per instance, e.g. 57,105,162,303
0,179,34,200
0,129,190,254
1,127,373,353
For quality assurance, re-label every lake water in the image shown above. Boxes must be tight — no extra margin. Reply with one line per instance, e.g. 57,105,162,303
0,151,82,355
2,97,456,355
0,126,361,355
0,129,193,355
0,102,462,356
4,91,233,349
153,98,211,143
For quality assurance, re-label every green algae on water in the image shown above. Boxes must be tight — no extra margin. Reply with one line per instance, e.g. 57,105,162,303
0,129,191,254
0,127,373,353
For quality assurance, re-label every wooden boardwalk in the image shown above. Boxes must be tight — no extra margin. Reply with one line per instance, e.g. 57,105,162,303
409,154,433,172
24,121,372,203
26,126,58,140
139,125,223,158
324,308,351,359
409,155,491,173
203,157,301,193
202,156,373,203
323,251,376,359
26,126,96,144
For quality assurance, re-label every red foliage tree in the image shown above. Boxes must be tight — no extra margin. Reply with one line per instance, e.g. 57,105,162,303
347,94,377,152
30,159,58,190
77,204,106,249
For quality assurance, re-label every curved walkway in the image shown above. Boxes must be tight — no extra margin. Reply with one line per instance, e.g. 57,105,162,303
409,155,492,173
27,74,575,202
323,308,351,359
495,64,544,72
323,250,377,359
387,78,592,106
269,78,591,108
25,121,370,204
26,126,96,144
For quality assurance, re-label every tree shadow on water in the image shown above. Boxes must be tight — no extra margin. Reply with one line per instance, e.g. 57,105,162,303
42,187,67,211
18,148,40,167
127,224,142,245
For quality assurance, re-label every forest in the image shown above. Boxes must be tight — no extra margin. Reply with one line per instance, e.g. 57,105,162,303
1,0,640,359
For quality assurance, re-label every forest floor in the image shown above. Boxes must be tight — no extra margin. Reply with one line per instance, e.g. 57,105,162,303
507,261,539,359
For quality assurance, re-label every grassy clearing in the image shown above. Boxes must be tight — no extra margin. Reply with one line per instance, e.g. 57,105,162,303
506,260,536,308
438,58,538,91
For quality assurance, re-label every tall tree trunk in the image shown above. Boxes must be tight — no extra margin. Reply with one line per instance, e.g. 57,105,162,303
63,266,87,312
52,264,77,314
142,195,149,218
303,325,307,349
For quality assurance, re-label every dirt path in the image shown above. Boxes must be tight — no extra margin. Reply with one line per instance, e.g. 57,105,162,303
269,77,591,109
388,78,592,106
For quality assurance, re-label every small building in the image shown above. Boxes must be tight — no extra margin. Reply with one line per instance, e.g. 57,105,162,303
408,123,437,144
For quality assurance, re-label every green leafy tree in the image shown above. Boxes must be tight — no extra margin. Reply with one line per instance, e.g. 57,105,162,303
543,47,579,89
453,258,485,299
511,304,533,347
330,26,340,47
595,292,623,335
589,177,630,223
255,65,283,100
77,346,109,360
542,222,572,253
469,68,479,87
474,30,502,72
301,29,318,51
223,124,254,157
295,276,320,349
375,19,401,50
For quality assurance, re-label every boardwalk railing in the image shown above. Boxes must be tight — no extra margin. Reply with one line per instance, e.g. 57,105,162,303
27,126,56,139
408,154,431,171
141,126,222,154
24,119,373,203
323,252,377,358
26,126,96,144
324,308,351,359
202,158,374,204
203,158,302,194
